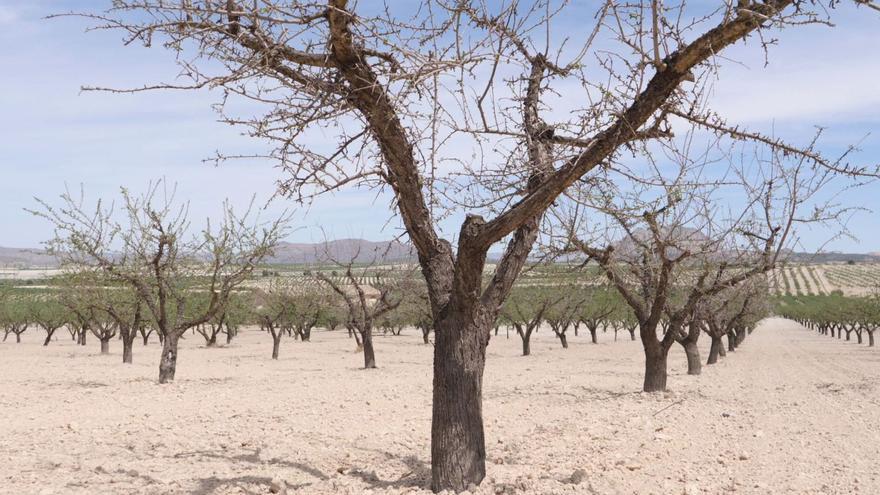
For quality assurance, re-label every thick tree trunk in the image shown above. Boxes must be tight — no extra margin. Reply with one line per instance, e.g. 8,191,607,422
16,333,22,344
300,327,311,342
158,332,180,384
589,326,598,344
431,315,488,493
272,335,281,359
868,331,875,347
727,331,736,352
707,335,723,365
628,327,636,341
100,338,110,354
362,328,376,368
122,334,134,364
856,331,863,344
643,345,669,392
683,339,701,375
226,328,235,345
558,332,568,349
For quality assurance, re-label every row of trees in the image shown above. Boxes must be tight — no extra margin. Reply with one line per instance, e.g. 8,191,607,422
500,281,768,371
777,294,879,346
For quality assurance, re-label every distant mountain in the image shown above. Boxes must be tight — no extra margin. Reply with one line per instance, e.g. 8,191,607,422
0,247,59,268
0,240,876,268
265,238,416,265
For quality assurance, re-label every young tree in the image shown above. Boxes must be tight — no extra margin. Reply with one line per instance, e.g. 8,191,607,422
317,264,402,368
31,295,68,347
33,182,286,382
255,279,294,360
0,294,32,344
544,291,584,349
70,1,879,489
502,287,560,356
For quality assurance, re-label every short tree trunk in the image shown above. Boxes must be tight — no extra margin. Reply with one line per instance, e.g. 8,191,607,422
43,329,57,346
16,333,22,344
707,335,723,365
521,334,531,356
868,331,874,347
122,335,134,364
158,332,180,384
272,335,281,360
643,344,669,392
628,327,636,341
362,328,376,368
589,327,598,344
558,333,568,349
683,340,701,375
100,339,110,354
422,327,431,344
431,315,488,492
727,331,736,352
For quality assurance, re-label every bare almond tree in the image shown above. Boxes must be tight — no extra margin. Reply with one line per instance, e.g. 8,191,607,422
316,262,403,368
33,181,287,382
66,1,879,490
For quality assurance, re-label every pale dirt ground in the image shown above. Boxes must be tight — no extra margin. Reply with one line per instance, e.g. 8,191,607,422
2,318,879,495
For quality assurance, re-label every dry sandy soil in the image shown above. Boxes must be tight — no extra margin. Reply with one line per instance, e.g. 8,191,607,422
1,318,878,495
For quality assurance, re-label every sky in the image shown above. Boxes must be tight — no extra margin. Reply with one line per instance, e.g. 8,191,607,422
0,1,878,252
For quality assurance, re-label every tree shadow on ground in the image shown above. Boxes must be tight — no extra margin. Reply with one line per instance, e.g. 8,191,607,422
173,447,330,481
346,449,431,490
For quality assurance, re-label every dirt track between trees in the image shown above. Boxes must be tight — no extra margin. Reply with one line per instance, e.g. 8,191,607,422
1,318,878,494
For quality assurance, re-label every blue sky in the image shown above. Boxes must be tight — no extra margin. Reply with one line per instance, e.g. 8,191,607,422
0,1,878,252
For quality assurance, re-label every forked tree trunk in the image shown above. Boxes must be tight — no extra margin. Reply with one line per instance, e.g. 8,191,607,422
856,330,863,344
558,332,568,349
707,335,723,365
43,328,58,346
682,339,701,375
628,327,636,341
431,314,488,493
362,328,376,368
158,332,180,384
143,332,150,345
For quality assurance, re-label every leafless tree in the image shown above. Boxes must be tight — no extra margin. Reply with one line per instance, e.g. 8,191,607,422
316,260,403,368
65,0,879,489
560,140,854,391
33,181,287,382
